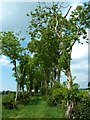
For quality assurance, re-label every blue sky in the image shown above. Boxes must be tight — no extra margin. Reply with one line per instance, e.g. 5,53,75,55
0,0,89,91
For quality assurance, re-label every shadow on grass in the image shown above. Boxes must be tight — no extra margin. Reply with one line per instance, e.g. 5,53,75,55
28,96,43,105
19,94,43,106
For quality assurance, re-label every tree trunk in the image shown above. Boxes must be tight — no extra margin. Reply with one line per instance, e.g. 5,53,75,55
66,100,74,119
66,69,72,90
51,80,53,88
21,69,26,98
22,86,25,98
14,60,19,102
53,67,57,82
44,80,48,95
15,82,19,102
57,67,61,83
65,50,72,89
35,85,38,93
65,50,73,118
44,70,49,95
26,86,29,96
29,78,33,96
21,78,25,98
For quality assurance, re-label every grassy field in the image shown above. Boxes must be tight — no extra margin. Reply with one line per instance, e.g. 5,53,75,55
2,89,89,119
2,95,66,118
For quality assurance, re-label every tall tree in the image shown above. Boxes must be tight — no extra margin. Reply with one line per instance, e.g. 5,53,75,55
0,31,24,102
17,53,30,98
27,2,63,86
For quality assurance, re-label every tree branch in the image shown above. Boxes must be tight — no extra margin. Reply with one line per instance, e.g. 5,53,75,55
61,5,70,8
70,19,88,48
57,2,64,12
64,6,72,18
54,15,61,38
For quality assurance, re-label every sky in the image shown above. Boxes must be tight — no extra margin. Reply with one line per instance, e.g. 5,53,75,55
0,0,89,91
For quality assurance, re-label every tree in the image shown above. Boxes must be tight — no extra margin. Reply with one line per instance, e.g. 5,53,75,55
16,52,30,98
62,3,90,117
0,31,24,102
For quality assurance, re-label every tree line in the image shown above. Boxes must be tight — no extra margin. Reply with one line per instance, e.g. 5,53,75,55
0,2,90,119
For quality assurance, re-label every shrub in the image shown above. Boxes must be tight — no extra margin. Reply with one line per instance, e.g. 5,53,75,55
47,81,90,119
48,88,64,106
2,91,6,95
47,82,66,106
2,93,17,110
51,81,62,89
72,99,89,119
65,89,89,119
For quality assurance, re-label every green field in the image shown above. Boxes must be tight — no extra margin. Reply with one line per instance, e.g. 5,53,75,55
1,89,90,119
2,95,66,118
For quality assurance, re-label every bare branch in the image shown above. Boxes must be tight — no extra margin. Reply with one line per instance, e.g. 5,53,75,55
61,5,70,8
60,2,65,6
57,2,64,12
64,6,72,18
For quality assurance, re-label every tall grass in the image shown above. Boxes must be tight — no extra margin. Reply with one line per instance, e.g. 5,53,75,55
2,95,66,118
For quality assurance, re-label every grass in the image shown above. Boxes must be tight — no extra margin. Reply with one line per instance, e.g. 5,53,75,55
2,90,90,118
2,95,66,118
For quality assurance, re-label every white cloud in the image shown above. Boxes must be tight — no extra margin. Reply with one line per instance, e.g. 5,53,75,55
65,0,83,2
0,55,13,67
71,42,88,60
71,70,88,88
70,56,88,88
71,60,88,71
74,74,88,85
